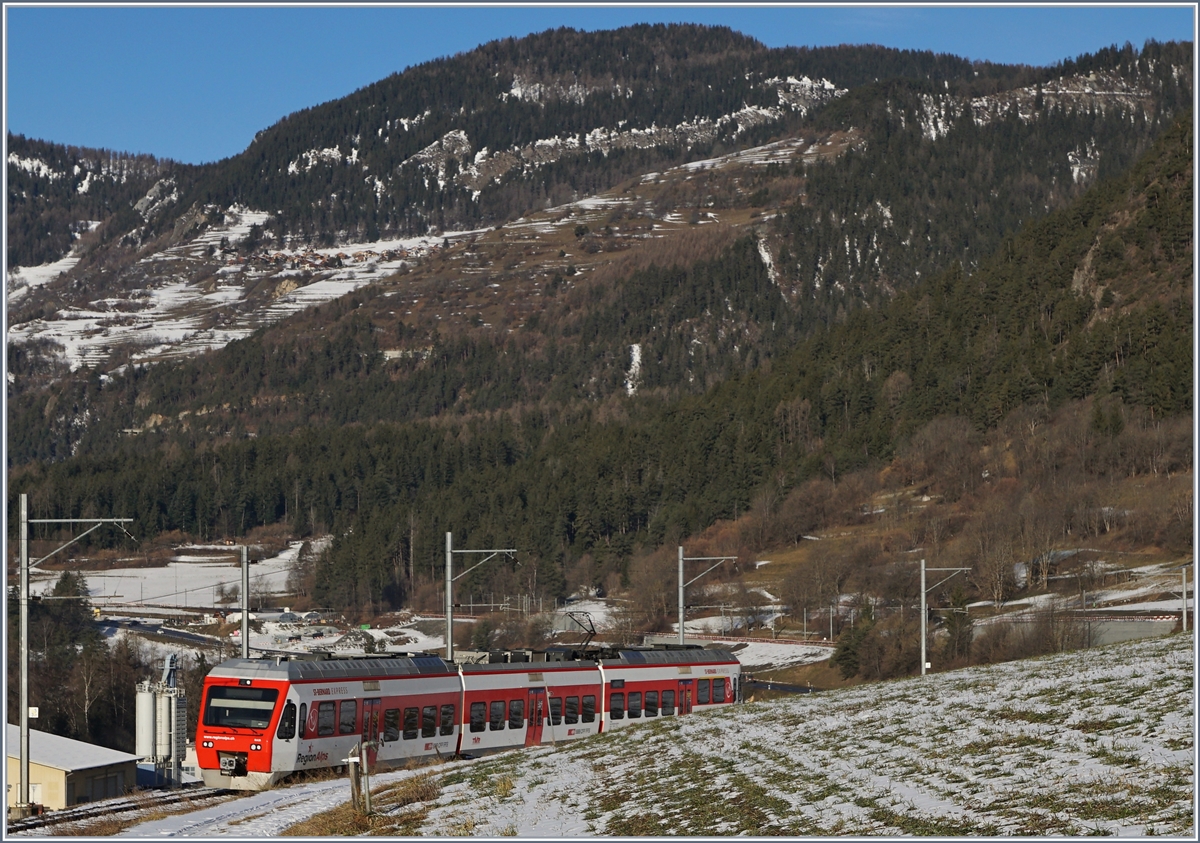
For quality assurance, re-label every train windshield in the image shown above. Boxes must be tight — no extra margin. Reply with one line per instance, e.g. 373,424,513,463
203,685,280,729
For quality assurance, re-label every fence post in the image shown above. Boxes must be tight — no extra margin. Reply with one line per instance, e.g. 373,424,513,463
362,741,375,815
347,744,361,810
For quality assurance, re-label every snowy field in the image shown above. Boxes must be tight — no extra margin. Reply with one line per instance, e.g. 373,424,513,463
25,632,1191,838
31,542,303,610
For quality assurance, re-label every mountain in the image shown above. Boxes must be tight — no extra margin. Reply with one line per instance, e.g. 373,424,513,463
7,31,1189,333
5,28,1193,617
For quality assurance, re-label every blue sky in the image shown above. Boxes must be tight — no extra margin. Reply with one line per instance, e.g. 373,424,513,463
4,4,1195,165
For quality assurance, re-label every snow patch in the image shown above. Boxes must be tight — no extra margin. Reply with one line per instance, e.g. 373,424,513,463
7,152,64,180
625,343,642,396
287,146,344,174
757,238,778,286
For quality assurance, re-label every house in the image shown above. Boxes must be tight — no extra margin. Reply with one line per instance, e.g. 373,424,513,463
6,724,139,810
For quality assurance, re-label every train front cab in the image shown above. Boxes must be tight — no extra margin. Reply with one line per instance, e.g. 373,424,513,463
197,656,463,790
197,675,293,790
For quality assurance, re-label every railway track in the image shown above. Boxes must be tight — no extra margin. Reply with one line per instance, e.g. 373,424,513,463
5,786,236,834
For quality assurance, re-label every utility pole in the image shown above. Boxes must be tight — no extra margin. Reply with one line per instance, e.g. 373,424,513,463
678,547,736,645
920,558,926,676
920,558,972,676
444,532,516,660
18,495,29,819
241,546,250,659
15,494,133,818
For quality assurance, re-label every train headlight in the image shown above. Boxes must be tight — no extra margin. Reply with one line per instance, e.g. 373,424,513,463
202,740,214,748
251,743,262,751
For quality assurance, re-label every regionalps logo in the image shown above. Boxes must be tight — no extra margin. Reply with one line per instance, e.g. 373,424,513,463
297,751,329,766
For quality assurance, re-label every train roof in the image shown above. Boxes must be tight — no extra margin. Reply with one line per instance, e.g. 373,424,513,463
207,646,739,682
208,654,454,682
605,648,737,666
456,647,739,673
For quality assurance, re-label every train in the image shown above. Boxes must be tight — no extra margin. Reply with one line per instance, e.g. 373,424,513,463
196,645,742,790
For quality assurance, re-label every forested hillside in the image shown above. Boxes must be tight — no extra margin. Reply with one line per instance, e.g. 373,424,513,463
7,36,1191,471
9,111,1192,613
6,135,176,268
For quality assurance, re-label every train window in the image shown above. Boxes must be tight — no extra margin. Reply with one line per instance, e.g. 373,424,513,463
298,703,308,738
645,691,658,717
549,697,562,726
508,699,525,729
422,706,438,738
610,693,625,720
490,700,506,731
564,696,579,725
317,701,336,736
661,690,675,715
469,702,486,733
403,707,419,740
582,695,596,723
714,677,726,703
384,709,400,742
339,700,358,735
276,701,297,739
440,704,456,736
203,685,280,730
628,692,642,718
697,679,711,705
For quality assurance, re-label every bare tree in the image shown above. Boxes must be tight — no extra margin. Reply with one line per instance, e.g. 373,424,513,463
967,500,1019,606
603,601,640,647
68,644,105,739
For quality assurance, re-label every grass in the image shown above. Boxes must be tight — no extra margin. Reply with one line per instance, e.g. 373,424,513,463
993,706,1060,724
279,770,442,836
867,804,1003,836
56,817,132,836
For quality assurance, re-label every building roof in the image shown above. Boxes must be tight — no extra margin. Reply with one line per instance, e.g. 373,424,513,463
6,724,139,773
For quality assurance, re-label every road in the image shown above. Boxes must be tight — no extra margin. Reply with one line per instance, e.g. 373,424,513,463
97,620,216,647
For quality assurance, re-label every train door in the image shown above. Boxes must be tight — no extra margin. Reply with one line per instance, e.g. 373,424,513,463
362,698,382,768
525,688,545,747
677,680,693,716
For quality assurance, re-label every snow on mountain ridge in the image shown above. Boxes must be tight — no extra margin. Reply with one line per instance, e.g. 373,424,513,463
287,146,346,174
8,152,64,180
502,73,609,105
405,81,847,194
917,70,1158,142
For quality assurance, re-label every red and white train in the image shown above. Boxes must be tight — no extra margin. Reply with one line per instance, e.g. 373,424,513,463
196,645,742,790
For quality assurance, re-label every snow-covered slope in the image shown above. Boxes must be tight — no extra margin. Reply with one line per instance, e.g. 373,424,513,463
6,207,468,371
43,632,1190,838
